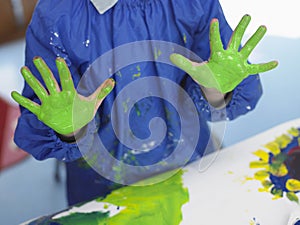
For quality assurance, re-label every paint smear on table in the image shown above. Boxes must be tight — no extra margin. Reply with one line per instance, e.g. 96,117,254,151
249,127,300,203
97,169,189,225
30,169,189,225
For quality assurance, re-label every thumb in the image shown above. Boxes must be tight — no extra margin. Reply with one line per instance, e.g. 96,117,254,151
170,53,212,84
170,53,200,77
95,78,115,101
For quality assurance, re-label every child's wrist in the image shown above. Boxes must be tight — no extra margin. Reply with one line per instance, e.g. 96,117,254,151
200,86,232,109
56,126,87,143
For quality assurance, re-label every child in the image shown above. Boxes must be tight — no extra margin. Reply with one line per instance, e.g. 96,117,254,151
12,0,277,206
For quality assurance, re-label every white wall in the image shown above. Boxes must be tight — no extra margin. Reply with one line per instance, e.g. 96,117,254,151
0,39,25,104
220,0,300,38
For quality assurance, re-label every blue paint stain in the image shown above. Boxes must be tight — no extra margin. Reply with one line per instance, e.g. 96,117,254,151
295,220,300,225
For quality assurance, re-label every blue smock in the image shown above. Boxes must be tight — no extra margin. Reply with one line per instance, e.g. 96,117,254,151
14,0,263,206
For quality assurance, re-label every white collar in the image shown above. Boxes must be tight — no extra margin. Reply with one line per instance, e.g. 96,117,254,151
90,0,118,14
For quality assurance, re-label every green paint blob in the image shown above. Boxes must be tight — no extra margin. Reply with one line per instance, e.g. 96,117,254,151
51,170,189,225
98,169,189,225
154,47,162,60
132,72,141,79
183,33,187,44
54,211,109,225
134,104,141,116
132,65,142,79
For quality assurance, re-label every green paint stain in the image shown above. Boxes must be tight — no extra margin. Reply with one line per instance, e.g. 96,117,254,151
183,33,187,44
164,106,172,121
134,104,141,116
84,153,99,168
132,65,141,79
129,154,136,162
271,187,283,198
99,169,189,225
54,211,110,225
50,170,188,225
286,192,299,203
132,72,141,79
98,83,114,100
112,165,124,183
154,47,162,60
122,98,130,113
76,157,91,169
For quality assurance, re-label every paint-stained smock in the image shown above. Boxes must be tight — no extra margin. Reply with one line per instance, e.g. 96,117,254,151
14,0,262,205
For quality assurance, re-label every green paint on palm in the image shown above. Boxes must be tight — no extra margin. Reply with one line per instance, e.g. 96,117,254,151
11,57,115,135
170,15,278,93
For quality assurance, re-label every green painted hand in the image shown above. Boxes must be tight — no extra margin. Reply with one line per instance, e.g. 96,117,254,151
170,14,278,93
11,57,115,135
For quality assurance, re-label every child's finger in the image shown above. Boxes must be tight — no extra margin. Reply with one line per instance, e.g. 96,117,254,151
240,25,267,58
94,78,115,101
228,14,251,50
248,60,278,75
11,91,40,115
21,66,48,102
56,57,75,93
33,57,61,95
170,53,198,76
209,18,223,53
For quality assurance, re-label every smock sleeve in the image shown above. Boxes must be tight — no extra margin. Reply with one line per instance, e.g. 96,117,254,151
13,3,96,162
181,0,263,121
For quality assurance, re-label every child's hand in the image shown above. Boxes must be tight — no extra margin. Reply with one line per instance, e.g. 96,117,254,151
11,57,115,135
170,14,278,93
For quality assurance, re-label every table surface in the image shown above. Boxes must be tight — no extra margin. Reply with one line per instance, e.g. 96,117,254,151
22,118,300,225
181,118,300,225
